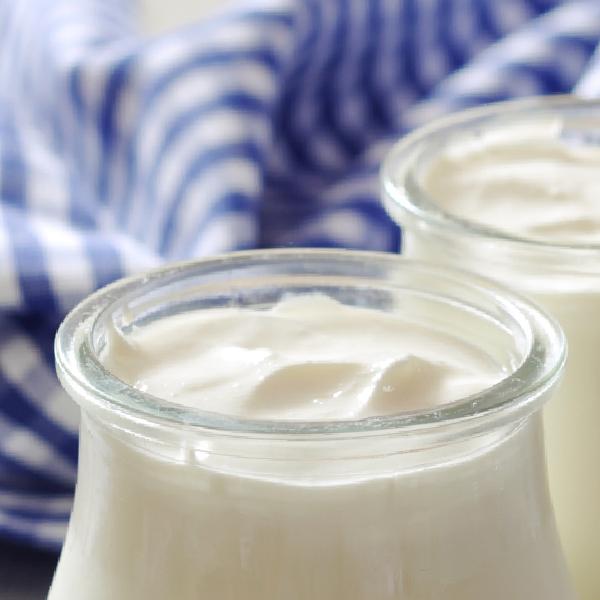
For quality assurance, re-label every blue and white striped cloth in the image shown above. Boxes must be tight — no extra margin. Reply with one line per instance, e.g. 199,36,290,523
2,0,600,550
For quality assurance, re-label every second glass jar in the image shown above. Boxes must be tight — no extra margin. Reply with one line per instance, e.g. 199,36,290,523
51,250,569,600
383,96,600,600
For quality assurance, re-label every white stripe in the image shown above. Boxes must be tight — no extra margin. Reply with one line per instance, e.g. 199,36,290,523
46,1,134,36
0,490,72,514
409,3,600,128
0,207,22,308
0,330,79,434
0,416,76,485
320,211,370,245
195,20,291,58
111,231,161,276
44,387,81,434
29,215,96,311
77,58,110,207
487,0,533,34
191,212,256,255
31,520,68,543
0,334,40,384
140,110,267,249
102,75,138,232
542,1,600,37
278,210,375,249
0,510,66,543
141,12,291,75
117,61,275,236
168,157,260,257
576,50,600,97
20,131,70,221
135,60,275,173
325,176,378,205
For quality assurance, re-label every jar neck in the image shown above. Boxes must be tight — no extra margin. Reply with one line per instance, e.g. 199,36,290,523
382,96,600,288
400,222,600,294
79,401,546,482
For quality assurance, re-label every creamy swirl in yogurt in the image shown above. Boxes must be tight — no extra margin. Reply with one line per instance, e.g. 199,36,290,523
103,294,502,418
422,120,600,243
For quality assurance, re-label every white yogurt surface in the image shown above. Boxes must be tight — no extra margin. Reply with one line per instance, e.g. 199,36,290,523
48,294,573,600
103,295,502,419
422,120,600,244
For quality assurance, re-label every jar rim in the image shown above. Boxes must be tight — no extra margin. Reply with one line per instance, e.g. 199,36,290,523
55,248,565,438
382,94,600,257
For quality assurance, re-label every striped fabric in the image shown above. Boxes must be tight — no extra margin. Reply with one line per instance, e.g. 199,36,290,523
1,0,600,550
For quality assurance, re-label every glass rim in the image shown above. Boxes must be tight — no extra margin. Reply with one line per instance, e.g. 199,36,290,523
382,94,600,256
55,248,566,438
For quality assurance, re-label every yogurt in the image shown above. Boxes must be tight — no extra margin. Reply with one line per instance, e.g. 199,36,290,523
382,98,600,600
49,254,572,600
103,295,502,419
421,120,600,243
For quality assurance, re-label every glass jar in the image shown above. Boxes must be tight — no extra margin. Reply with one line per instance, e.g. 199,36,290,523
50,249,570,600
382,96,600,600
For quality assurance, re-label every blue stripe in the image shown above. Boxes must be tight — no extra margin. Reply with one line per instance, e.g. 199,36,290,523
439,0,470,70
0,449,73,494
159,141,262,254
181,191,258,256
84,232,123,289
231,10,295,29
67,66,98,228
0,376,77,465
272,0,328,173
474,0,503,43
0,481,71,502
97,54,136,205
0,521,62,551
0,119,26,209
400,1,423,97
10,313,61,377
503,62,564,93
552,35,600,86
2,505,70,522
6,213,58,313
319,0,362,158
68,64,85,117
126,92,267,234
359,0,389,131
141,48,282,117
